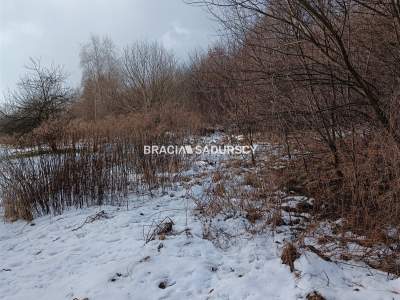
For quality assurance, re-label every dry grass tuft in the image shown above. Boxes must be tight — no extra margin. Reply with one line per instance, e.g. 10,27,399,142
243,172,261,188
306,291,326,300
245,207,263,224
281,242,300,272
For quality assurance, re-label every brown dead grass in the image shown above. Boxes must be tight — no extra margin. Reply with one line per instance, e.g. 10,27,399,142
306,291,326,300
1,109,203,221
281,242,300,272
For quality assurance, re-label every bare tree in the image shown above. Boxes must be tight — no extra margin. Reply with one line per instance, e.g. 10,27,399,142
0,58,72,135
79,35,122,120
120,41,178,112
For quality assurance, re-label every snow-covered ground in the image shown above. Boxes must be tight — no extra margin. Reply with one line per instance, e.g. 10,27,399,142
0,134,399,300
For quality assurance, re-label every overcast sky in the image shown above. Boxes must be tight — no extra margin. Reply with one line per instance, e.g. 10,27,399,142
0,0,217,95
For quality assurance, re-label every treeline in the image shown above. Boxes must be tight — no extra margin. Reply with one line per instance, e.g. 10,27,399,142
0,37,206,139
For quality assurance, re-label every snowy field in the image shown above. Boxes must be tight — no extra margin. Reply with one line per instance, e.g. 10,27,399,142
0,135,399,300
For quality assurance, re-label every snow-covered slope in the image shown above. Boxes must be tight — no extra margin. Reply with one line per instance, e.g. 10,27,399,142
0,134,399,299
1,189,398,300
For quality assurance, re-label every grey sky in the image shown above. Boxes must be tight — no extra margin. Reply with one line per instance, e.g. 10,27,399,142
0,0,217,95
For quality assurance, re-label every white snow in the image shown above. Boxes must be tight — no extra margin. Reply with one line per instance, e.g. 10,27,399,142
1,190,399,299
0,133,399,299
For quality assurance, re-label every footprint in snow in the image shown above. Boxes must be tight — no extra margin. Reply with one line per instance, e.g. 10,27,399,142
109,272,124,282
158,279,176,289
